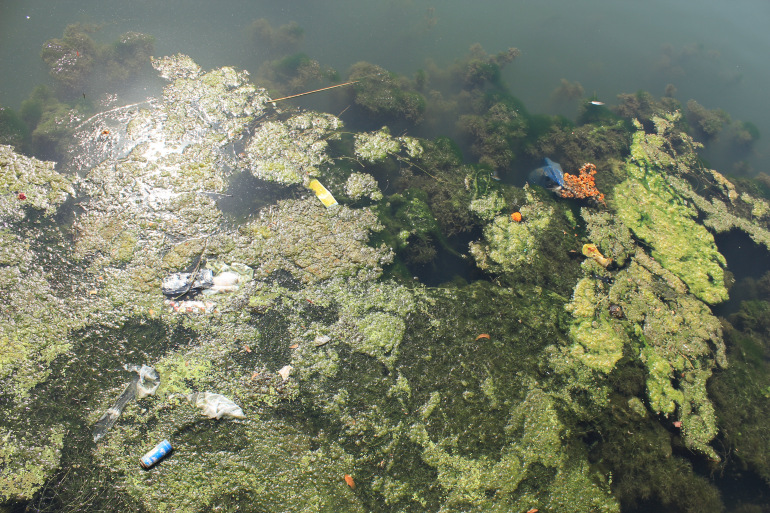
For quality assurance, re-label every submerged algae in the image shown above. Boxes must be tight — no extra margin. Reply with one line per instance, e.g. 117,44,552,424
233,198,393,284
565,244,725,458
565,275,629,374
344,171,382,201
395,285,617,512
711,316,770,487
0,148,78,399
353,126,423,163
348,62,426,124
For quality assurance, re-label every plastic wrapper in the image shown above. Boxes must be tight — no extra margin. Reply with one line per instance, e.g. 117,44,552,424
202,262,253,295
186,392,246,419
528,157,565,190
307,179,338,207
161,269,214,296
93,365,160,441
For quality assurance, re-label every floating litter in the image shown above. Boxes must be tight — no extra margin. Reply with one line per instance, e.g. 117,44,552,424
140,439,173,469
308,179,338,207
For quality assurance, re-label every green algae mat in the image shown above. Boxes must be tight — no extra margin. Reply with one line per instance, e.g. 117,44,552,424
3,53,770,513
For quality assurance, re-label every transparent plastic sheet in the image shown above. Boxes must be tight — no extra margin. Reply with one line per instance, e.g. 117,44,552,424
93,365,160,442
184,392,246,419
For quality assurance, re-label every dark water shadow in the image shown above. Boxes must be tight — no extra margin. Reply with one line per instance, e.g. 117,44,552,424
216,170,300,224
713,229,770,317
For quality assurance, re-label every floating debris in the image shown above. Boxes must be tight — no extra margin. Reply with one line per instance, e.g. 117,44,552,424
308,179,338,207
559,163,606,205
202,262,252,295
186,392,246,419
93,365,160,442
140,440,173,469
582,243,612,267
165,299,216,314
277,365,293,381
161,269,214,296
528,157,565,190
313,335,331,347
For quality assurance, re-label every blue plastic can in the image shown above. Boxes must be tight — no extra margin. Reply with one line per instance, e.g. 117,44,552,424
140,440,173,469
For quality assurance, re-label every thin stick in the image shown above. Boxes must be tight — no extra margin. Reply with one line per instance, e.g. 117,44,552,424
73,100,151,130
270,81,359,102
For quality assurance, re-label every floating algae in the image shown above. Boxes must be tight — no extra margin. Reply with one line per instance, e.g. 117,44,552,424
4,50,769,513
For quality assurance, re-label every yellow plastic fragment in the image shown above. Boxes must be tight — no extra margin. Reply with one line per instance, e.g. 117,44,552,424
582,243,612,267
307,179,338,207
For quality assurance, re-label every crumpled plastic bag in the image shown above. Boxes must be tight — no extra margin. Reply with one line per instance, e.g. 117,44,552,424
126,364,161,398
202,262,253,295
185,392,246,419
161,269,214,296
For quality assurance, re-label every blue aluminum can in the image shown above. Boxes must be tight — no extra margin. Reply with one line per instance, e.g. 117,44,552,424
140,440,172,469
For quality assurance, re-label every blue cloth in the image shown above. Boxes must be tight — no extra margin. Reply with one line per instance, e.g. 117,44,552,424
528,158,565,189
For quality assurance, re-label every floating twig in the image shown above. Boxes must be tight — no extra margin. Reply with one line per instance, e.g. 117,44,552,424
269,81,359,102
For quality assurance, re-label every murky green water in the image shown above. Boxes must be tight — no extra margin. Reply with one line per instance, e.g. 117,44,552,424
2,2,770,512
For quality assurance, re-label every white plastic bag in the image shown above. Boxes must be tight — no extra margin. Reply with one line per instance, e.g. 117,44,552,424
126,364,160,399
186,392,246,419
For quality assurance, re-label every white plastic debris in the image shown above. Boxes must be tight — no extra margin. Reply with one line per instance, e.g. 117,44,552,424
186,392,246,419
126,364,161,398
93,364,160,442
277,365,293,381
213,271,239,286
313,335,331,347
203,262,253,295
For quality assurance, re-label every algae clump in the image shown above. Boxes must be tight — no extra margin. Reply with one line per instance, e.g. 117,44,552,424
613,121,728,304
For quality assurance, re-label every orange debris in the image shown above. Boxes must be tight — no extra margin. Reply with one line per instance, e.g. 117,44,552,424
511,211,523,222
344,474,355,489
559,163,605,205
475,333,491,340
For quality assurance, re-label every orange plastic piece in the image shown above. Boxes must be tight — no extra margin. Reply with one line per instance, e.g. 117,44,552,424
344,474,355,489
